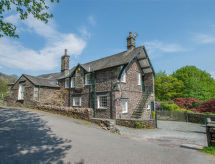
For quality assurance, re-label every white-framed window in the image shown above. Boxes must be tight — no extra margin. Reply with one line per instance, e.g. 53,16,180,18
121,99,128,113
85,73,91,85
138,72,141,85
97,95,108,109
65,79,69,88
33,87,39,101
71,77,75,88
18,83,25,100
121,70,126,83
73,97,82,106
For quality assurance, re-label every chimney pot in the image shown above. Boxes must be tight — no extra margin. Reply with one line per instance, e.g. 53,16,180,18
65,49,68,55
127,32,135,50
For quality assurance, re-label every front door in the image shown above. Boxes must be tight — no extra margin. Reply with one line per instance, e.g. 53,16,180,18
142,75,145,92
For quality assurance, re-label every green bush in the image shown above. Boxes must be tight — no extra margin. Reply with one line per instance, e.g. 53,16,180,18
160,102,187,112
135,122,145,129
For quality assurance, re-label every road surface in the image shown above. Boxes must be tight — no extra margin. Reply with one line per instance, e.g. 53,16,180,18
0,107,214,164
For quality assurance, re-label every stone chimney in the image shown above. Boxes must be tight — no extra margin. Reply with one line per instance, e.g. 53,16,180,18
61,49,70,76
127,32,135,50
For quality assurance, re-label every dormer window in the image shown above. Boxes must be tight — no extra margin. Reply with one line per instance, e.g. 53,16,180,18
85,73,91,85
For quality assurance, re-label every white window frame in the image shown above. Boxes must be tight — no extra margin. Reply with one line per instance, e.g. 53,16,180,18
121,70,126,83
121,99,128,113
97,95,108,109
33,87,39,101
71,77,75,88
138,72,141,85
73,97,82,106
65,79,69,88
85,73,91,85
18,83,25,100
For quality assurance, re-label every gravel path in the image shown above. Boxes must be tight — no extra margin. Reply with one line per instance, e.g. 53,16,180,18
0,107,214,164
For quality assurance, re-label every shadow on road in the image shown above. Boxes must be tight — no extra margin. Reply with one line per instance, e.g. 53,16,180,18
0,107,72,164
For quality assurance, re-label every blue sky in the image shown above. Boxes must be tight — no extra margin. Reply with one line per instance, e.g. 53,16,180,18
0,0,215,78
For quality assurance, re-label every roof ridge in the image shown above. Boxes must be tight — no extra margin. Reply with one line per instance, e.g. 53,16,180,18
24,74,56,81
81,46,144,66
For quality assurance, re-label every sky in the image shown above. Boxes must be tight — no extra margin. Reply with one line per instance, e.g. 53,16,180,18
0,0,215,79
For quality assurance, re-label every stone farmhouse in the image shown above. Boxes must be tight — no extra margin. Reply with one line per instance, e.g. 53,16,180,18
7,32,155,120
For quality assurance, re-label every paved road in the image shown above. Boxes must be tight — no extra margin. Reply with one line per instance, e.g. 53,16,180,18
0,107,214,164
117,120,207,147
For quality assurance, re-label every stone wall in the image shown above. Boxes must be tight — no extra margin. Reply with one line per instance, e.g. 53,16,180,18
157,111,215,124
116,119,155,129
37,104,93,120
115,60,154,120
39,88,67,106
6,75,34,107
5,75,61,108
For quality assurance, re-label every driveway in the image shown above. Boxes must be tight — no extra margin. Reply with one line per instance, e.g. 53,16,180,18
0,107,214,164
117,120,207,148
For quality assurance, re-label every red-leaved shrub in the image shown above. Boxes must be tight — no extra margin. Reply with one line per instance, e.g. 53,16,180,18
197,99,215,113
174,98,201,109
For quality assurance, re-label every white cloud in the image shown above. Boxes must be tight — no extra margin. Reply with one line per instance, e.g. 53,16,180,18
0,15,86,71
88,15,96,26
211,72,215,79
192,33,215,44
144,40,186,57
79,26,92,39
144,40,185,53
4,14,19,25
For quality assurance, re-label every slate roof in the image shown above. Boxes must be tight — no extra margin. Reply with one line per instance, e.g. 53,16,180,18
13,46,154,87
23,74,59,88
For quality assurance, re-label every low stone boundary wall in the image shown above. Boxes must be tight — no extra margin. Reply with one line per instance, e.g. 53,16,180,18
37,104,93,121
157,111,215,124
116,119,155,129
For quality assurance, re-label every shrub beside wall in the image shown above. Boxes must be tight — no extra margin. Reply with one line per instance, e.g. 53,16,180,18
116,119,155,129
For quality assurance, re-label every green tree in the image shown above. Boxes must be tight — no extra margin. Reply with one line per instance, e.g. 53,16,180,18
0,0,59,38
172,66,215,101
0,79,8,99
155,74,185,101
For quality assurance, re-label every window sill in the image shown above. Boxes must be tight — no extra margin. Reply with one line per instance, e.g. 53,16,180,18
73,105,81,107
122,112,128,114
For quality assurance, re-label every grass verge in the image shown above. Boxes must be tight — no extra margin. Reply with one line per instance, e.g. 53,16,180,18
199,146,215,156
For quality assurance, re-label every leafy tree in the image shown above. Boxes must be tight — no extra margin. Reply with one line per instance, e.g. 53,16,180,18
0,0,59,38
155,71,167,79
155,74,185,101
0,79,8,99
172,66,215,101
